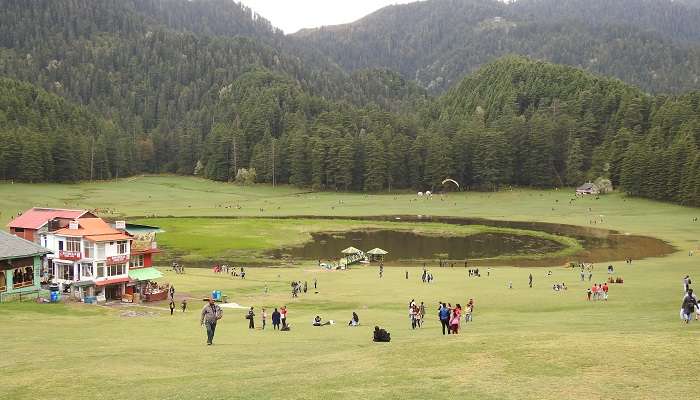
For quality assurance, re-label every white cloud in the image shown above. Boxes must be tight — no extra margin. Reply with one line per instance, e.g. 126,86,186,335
238,0,418,34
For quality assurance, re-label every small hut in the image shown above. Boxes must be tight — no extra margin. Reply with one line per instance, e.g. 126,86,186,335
576,183,600,195
366,248,388,262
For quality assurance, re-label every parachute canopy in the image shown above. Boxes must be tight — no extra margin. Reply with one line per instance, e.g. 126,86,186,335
441,178,460,190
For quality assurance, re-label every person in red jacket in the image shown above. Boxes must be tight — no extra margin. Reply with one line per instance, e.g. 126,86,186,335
602,283,609,300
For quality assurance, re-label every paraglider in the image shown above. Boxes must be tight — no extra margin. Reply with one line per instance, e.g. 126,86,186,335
441,178,461,191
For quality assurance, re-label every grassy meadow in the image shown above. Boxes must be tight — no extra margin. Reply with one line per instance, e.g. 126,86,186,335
1,175,699,400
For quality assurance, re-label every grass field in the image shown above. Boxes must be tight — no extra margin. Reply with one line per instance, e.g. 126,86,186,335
1,176,699,399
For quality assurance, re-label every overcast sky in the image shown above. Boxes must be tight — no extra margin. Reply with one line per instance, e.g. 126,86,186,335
239,0,418,34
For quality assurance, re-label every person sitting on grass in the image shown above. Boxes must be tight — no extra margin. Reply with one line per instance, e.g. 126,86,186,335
348,312,359,326
313,315,332,326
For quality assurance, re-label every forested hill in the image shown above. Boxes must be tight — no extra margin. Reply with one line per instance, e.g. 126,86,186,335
294,0,700,94
0,78,121,182
1,0,700,207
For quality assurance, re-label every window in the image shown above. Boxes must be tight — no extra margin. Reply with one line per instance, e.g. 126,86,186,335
107,263,126,276
58,241,64,251
14,228,24,232
12,267,34,288
96,262,105,278
84,242,94,258
81,263,94,278
97,244,105,259
58,264,74,281
117,241,127,254
66,237,81,252
131,255,144,268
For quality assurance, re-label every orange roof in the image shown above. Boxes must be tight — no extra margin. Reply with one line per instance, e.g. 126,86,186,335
54,218,131,242
85,233,131,242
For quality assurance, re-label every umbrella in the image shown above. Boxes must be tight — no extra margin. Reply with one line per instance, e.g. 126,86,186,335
367,248,388,255
341,246,362,254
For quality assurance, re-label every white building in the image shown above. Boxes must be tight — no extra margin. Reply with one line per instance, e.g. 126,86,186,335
43,217,132,301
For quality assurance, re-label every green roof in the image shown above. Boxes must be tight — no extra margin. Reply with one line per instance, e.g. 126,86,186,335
128,267,163,281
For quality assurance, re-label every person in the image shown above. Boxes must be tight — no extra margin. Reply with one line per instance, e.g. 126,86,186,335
303,281,308,293
681,291,697,324
419,301,426,322
409,304,417,329
272,308,281,330
349,312,359,326
379,265,384,279
464,303,473,323
602,283,609,300
508,281,513,289
280,305,288,329
200,298,223,345
313,315,331,326
580,269,585,282
313,278,317,289
373,326,391,342
247,307,255,329
181,299,187,312
450,304,462,334
405,270,408,279
169,285,175,300
261,307,267,330
528,273,533,288
683,275,691,292
439,303,450,335
586,287,592,301
169,300,175,316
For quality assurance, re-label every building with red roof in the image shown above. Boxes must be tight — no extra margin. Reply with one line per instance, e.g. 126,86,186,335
45,217,133,301
7,208,95,243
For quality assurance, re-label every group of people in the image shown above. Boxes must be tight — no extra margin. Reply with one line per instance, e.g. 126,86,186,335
681,275,699,323
291,280,308,297
212,264,245,279
421,269,434,283
552,282,568,291
578,264,594,282
467,268,480,277
408,299,426,329
586,283,609,301
245,305,290,330
437,300,474,335
171,262,185,274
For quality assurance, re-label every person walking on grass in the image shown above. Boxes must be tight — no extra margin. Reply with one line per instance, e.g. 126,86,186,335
450,304,462,334
261,307,267,330
529,273,533,288
272,308,281,330
200,298,223,345
681,290,697,324
314,278,317,289
181,299,187,312
280,305,288,329
169,300,175,315
439,302,450,335
247,307,255,329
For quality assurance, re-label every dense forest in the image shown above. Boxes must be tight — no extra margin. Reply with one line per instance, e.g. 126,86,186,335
0,0,699,207
295,0,700,94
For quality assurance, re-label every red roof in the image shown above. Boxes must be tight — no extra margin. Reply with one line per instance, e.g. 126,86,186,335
8,208,91,229
95,277,129,286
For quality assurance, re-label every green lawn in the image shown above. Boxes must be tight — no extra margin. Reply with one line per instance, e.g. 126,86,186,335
0,176,699,399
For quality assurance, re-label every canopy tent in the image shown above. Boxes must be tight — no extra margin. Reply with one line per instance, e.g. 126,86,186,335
367,248,388,255
366,248,388,262
341,246,363,254
128,267,163,281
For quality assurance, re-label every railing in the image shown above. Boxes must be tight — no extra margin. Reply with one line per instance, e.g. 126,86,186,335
12,281,35,290
0,289,42,303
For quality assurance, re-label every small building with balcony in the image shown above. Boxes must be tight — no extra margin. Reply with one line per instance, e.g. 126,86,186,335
7,207,95,243
44,217,132,301
0,231,52,302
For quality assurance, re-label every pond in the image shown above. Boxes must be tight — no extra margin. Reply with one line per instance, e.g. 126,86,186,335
267,215,676,266
273,230,566,262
